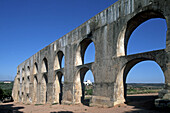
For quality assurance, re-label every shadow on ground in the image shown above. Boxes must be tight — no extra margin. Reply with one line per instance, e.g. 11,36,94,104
0,103,24,113
124,95,170,113
51,111,73,113
82,98,91,106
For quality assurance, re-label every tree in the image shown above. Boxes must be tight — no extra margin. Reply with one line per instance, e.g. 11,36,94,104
0,87,4,100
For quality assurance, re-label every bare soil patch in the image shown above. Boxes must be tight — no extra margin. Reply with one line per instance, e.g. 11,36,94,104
0,93,169,113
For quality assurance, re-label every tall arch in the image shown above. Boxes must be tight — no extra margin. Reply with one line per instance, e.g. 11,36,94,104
54,51,64,70
41,58,48,104
115,58,165,105
117,11,166,56
33,75,38,103
41,74,48,104
53,71,64,104
21,68,25,103
75,38,95,66
73,67,94,105
33,62,38,103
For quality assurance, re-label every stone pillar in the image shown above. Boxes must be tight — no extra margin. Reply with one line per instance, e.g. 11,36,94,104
62,82,73,104
90,82,115,107
155,14,170,108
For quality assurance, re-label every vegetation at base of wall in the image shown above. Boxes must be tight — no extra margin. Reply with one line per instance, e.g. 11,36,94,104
85,85,93,95
0,82,13,102
52,102,58,105
84,83,164,96
85,89,93,95
127,88,161,95
35,104,43,106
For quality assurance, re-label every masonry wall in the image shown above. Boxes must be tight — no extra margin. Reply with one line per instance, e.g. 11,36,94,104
12,0,170,107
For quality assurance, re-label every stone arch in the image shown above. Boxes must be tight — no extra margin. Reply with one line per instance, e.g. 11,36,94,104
117,10,166,56
33,62,38,75
41,58,48,73
27,66,30,76
33,62,38,103
33,75,38,103
26,66,30,103
54,51,64,70
53,71,64,104
17,77,20,101
75,38,95,66
41,73,48,104
115,58,165,105
73,66,95,105
21,68,25,103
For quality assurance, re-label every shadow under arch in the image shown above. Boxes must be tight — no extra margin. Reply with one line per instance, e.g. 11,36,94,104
41,57,48,73
122,58,165,102
73,66,95,106
117,10,166,56
33,62,38,75
53,71,64,104
75,38,96,66
54,50,65,70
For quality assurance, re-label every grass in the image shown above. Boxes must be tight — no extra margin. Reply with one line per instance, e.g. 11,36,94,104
34,104,43,106
52,102,58,105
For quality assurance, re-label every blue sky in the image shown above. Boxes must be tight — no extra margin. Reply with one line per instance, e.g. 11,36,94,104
0,0,166,83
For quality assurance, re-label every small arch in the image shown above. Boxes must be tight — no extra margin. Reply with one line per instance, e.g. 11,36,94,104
27,66,30,76
117,11,166,56
33,62,38,75
75,38,95,66
73,67,94,106
22,68,25,78
54,51,65,70
41,58,48,73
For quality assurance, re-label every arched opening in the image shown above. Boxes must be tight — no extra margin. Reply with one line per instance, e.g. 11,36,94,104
117,11,166,56
54,51,65,70
53,71,64,104
75,38,95,66
74,67,94,106
41,74,48,104
33,76,38,103
41,58,48,73
123,60,165,109
21,92,24,103
33,62,38,75
127,18,167,55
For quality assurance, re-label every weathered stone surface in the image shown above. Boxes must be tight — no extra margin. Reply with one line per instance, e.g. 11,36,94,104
12,0,170,107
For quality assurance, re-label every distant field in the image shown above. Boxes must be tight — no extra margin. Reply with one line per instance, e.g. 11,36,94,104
126,83,164,95
0,81,13,101
84,83,164,96
0,82,13,90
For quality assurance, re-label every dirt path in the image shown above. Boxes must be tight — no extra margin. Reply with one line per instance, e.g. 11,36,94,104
0,94,169,113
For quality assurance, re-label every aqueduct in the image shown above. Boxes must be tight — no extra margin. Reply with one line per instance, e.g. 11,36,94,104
12,0,170,107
